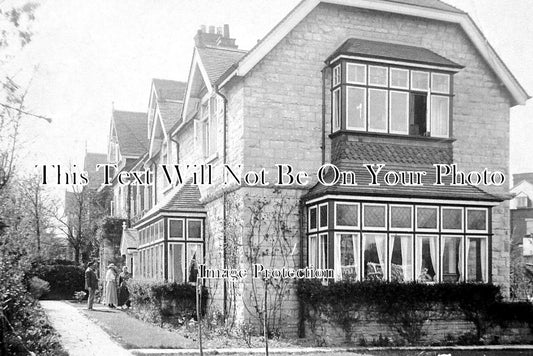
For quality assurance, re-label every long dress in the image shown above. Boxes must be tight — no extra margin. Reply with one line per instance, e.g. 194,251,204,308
104,268,118,306
117,272,130,307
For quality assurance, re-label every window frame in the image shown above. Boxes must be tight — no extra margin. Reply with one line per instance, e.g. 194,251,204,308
389,204,413,232
168,218,185,240
465,235,488,283
441,207,464,233
186,218,204,241
415,205,440,232
362,203,388,231
441,235,464,283
466,208,489,233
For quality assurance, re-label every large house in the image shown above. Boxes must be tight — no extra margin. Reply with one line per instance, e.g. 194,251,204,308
111,0,528,335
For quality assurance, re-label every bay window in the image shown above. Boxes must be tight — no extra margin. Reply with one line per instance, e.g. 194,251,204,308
307,201,491,283
332,61,453,138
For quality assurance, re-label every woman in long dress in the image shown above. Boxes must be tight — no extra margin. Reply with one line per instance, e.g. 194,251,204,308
104,264,118,308
117,266,131,308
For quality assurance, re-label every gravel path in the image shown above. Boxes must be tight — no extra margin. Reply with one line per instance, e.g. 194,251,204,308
41,300,133,356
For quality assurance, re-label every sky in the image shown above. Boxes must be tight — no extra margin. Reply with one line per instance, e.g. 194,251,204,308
8,0,533,183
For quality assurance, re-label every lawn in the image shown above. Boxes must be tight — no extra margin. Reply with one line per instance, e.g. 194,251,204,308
70,301,197,349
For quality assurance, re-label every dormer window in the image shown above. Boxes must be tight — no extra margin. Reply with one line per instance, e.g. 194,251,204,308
328,39,462,139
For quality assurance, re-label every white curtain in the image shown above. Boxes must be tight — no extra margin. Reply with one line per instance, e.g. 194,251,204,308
430,96,449,137
334,234,342,280
458,238,464,281
465,238,471,281
480,239,487,282
374,234,386,276
429,237,438,281
416,238,423,280
401,236,412,281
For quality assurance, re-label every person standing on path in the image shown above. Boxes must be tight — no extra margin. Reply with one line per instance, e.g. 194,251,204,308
84,261,99,310
104,263,118,308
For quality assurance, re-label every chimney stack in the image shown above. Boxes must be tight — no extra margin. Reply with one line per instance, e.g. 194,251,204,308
194,23,238,49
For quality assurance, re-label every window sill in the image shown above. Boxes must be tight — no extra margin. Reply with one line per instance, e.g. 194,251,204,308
329,130,456,143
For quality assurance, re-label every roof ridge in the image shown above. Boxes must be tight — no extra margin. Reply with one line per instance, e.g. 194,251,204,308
200,45,248,53
378,0,464,13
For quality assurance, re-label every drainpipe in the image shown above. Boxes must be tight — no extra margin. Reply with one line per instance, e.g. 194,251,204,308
215,84,228,319
321,66,328,165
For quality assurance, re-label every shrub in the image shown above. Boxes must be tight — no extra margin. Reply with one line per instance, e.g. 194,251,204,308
28,276,50,299
33,264,85,299
129,279,208,326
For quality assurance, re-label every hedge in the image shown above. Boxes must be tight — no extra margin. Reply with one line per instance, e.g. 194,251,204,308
297,280,533,345
33,264,85,300
129,280,208,326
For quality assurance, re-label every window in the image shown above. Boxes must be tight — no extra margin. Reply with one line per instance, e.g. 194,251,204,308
332,62,453,138
168,243,185,282
390,234,413,282
187,219,203,240
466,208,488,232
363,233,387,280
517,196,529,208
442,236,463,282
196,96,218,159
335,202,359,229
308,201,491,283
416,235,439,282
334,233,359,281
187,243,203,282
466,237,487,282
363,204,386,230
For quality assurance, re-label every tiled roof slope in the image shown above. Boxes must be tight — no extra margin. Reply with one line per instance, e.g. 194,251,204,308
327,38,462,68
153,79,187,102
158,100,183,134
197,46,247,84
305,164,503,202
332,140,452,166
161,179,204,212
113,110,148,157
83,152,107,189
384,0,464,13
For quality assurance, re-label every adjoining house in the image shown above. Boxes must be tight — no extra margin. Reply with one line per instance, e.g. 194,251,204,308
110,0,528,336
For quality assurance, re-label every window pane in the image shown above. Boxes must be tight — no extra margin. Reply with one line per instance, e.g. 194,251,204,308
332,89,341,131
169,220,183,238
411,71,429,91
346,63,366,84
336,203,358,227
416,235,438,282
417,207,438,230
390,205,412,229
431,73,450,93
169,244,184,282
368,89,388,132
188,220,202,239
390,91,409,134
319,234,328,270
209,112,217,155
467,237,487,282
442,208,463,231
430,95,449,138
363,233,387,280
390,68,408,89
364,204,386,228
369,66,388,86
390,234,413,282
309,207,317,230
338,233,359,281
308,235,317,267
333,65,341,86
187,244,203,282
467,209,487,231
442,236,462,282
319,204,328,228
346,87,366,130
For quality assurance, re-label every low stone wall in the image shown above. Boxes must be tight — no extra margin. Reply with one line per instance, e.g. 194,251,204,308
304,307,533,346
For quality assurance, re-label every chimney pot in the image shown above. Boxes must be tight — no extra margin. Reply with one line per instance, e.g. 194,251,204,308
223,24,230,38
200,25,206,32
216,27,222,35
209,25,215,34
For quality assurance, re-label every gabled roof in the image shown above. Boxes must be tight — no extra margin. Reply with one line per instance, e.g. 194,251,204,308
327,38,463,69
217,0,529,106
120,228,139,255
304,164,505,203
197,46,247,84
113,110,148,157
153,79,187,102
83,152,107,189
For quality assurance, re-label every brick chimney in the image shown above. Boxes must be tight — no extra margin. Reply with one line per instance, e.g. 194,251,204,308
194,24,238,49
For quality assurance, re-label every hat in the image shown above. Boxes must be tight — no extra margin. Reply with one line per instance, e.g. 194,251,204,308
107,263,116,269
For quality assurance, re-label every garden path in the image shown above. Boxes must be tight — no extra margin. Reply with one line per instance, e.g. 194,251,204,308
41,300,133,356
